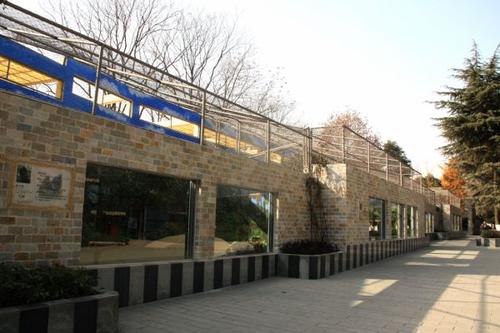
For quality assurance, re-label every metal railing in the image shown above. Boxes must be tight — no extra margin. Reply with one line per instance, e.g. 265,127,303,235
0,1,306,169
311,125,426,194
431,188,461,207
0,1,439,199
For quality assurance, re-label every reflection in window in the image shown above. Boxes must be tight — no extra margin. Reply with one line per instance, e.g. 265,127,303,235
413,207,418,236
0,55,62,98
215,186,273,256
81,164,195,265
369,198,385,240
425,213,434,233
452,215,461,231
139,105,200,138
406,206,417,237
72,77,132,116
390,204,401,239
399,204,405,238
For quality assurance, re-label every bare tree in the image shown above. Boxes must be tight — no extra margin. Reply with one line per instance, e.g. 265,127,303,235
245,69,295,123
321,108,382,146
48,0,177,61
46,0,295,124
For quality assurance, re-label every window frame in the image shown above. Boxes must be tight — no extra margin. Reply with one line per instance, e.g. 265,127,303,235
0,55,63,99
214,184,275,256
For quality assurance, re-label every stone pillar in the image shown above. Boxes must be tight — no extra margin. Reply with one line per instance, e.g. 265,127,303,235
193,181,217,259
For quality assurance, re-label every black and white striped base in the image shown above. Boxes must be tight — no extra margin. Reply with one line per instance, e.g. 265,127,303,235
278,237,430,280
86,253,278,308
0,291,118,333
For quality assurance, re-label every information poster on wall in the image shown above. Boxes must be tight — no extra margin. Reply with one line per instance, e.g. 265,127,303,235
10,161,73,209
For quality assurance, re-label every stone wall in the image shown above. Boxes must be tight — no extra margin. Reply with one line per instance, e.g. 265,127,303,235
0,91,310,265
318,164,428,246
441,203,463,231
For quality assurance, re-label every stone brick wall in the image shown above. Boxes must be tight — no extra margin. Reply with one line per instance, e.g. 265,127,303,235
441,203,463,231
318,164,428,246
0,91,310,265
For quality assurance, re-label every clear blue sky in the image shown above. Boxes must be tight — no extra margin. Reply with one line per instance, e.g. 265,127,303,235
15,0,500,176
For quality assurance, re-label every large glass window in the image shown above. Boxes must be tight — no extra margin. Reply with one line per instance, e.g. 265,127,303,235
369,198,385,240
413,207,418,236
81,164,195,265
426,213,430,233
215,186,273,256
390,203,400,239
406,206,417,237
452,215,461,231
399,204,405,238
425,213,434,233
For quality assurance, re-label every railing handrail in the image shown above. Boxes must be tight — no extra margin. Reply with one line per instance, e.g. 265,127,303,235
0,0,440,204
0,1,308,139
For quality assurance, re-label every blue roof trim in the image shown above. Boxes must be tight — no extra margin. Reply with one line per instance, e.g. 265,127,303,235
0,36,201,144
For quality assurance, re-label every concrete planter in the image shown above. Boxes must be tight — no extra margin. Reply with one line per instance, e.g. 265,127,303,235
480,238,500,248
278,251,343,279
277,237,430,280
86,253,278,307
435,231,467,240
0,291,118,333
426,233,438,241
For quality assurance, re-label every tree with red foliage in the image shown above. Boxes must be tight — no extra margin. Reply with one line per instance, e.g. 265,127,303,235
441,160,467,200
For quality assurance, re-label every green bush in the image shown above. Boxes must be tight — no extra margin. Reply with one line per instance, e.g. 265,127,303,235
0,263,98,308
480,230,500,238
280,240,338,255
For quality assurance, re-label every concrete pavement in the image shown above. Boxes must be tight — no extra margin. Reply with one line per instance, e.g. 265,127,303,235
120,238,500,333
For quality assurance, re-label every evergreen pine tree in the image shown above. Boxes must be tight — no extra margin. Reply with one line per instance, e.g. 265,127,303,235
435,44,500,223
383,140,411,166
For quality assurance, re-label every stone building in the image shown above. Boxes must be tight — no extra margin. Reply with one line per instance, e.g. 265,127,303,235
0,6,462,271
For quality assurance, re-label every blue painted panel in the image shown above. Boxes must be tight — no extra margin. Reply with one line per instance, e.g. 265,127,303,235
0,36,67,81
0,36,240,147
66,58,97,82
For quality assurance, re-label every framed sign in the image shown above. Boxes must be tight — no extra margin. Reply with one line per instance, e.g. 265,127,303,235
8,160,74,210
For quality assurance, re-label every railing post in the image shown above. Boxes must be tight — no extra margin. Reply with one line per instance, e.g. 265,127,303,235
215,122,220,145
236,121,241,154
341,126,346,163
266,120,271,164
308,128,313,170
199,91,206,145
367,141,370,173
385,153,389,180
303,127,309,172
399,162,403,186
91,45,104,115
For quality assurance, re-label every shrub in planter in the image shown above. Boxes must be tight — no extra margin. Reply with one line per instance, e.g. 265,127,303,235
480,230,500,239
0,262,97,308
480,222,493,231
280,240,338,255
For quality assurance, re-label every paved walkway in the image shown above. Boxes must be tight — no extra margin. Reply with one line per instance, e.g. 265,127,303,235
120,238,500,333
